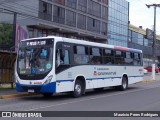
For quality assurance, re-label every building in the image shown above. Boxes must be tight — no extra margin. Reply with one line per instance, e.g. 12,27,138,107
128,24,160,67
0,0,129,47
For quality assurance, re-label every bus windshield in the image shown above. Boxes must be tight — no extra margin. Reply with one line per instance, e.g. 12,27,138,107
17,39,54,79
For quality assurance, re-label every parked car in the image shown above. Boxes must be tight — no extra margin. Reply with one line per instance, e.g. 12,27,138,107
144,66,159,73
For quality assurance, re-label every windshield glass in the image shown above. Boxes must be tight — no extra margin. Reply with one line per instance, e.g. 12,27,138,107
17,39,54,79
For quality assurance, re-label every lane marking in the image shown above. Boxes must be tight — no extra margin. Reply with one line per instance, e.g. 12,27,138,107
25,85,160,111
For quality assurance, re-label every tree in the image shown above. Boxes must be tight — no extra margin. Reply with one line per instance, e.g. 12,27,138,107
0,23,13,49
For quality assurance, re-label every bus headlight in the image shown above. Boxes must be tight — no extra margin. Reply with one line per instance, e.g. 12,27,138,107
44,75,53,85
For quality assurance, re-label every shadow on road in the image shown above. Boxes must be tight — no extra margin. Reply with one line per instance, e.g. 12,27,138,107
19,86,139,101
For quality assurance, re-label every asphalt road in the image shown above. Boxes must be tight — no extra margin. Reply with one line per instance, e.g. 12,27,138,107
1,80,160,120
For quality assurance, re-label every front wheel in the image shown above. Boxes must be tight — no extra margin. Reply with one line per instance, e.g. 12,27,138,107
72,80,83,98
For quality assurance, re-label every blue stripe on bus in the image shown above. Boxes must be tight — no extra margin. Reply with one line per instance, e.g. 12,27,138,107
56,80,74,82
56,75,144,82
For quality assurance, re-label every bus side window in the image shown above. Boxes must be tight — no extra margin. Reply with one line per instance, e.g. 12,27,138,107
115,50,124,65
56,49,63,67
124,52,133,65
64,50,70,65
74,45,89,64
103,49,114,65
133,53,141,66
56,49,70,67
90,47,102,64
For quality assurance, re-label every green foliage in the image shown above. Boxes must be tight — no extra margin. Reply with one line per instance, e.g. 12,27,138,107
0,23,13,47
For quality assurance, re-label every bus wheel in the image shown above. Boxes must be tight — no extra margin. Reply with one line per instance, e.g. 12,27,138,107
43,93,53,98
120,77,128,91
115,77,128,91
72,80,83,98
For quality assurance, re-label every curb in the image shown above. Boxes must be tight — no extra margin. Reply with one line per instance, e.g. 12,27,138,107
142,80,160,83
0,93,37,99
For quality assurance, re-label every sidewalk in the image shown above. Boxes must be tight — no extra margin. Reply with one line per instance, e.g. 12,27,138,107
0,87,36,99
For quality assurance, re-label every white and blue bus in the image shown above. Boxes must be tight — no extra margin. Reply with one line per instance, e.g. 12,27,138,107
15,36,143,97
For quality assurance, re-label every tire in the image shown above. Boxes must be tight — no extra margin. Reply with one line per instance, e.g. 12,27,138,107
115,77,128,91
119,77,128,91
43,93,53,98
72,80,83,98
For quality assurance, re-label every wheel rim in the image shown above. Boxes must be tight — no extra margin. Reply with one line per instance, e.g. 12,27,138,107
123,79,127,89
75,83,81,95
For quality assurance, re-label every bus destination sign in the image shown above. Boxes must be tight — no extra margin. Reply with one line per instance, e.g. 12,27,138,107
26,41,46,46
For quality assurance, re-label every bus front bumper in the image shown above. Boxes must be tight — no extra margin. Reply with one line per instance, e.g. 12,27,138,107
16,82,56,93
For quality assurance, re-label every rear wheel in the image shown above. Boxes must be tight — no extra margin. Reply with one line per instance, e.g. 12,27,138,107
115,77,128,91
120,77,128,90
72,80,83,98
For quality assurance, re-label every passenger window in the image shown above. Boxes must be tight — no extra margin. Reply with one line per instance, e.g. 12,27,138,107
90,47,103,64
133,53,142,66
74,46,89,64
124,52,133,65
103,49,114,65
114,50,124,65
56,49,70,67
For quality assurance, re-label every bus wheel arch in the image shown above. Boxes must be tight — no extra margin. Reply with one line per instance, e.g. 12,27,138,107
72,76,86,98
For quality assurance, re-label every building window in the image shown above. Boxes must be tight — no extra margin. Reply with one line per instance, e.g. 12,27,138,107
53,5,65,24
102,6,108,20
28,28,34,38
128,30,132,42
39,0,52,21
66,10,76,27
138,34,144,45
66,0,77,9
101,22,107,35
88,0,101,17
101,0,108,4
87,17,100,33
53,0,65,5
77,14,86,30
78,0,87,12
132,31,138,44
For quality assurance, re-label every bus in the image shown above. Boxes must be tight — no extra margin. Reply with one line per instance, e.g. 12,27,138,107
15,36,143,97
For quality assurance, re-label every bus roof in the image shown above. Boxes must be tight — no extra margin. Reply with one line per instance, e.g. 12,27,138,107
21,36,142,53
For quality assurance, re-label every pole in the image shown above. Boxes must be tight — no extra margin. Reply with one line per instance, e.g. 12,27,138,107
12,12,17,51
152,6,156,80
146,4,160,80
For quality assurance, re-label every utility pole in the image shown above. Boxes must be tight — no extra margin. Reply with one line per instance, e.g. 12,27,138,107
12,12,17,51
146,4,160,80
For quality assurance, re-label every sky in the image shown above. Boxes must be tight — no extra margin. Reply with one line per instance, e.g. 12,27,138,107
126,0,160,34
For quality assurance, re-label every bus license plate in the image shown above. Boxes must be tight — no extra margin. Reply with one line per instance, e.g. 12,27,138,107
28,89,34,93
